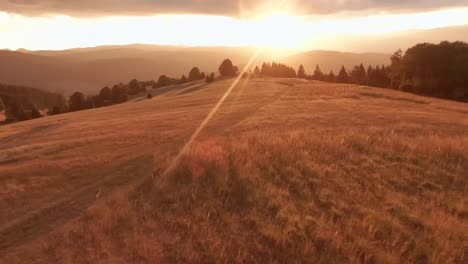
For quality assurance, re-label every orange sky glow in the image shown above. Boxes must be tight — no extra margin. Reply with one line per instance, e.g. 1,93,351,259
1,4,468,51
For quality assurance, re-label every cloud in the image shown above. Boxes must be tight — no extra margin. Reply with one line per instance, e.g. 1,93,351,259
1,0,468,17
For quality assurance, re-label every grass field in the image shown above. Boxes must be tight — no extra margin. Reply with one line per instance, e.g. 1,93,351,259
0,78,467,263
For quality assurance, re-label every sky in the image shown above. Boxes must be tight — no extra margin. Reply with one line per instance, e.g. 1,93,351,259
1,0,468,51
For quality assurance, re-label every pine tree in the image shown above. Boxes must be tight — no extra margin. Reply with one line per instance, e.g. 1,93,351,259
298,65,307,79
261,63,269,77
180,75,188,84
336,66,350,83
313,64,324,81
327,71,336,83
254,66,261,77
367,65,375,86
351,63,367,85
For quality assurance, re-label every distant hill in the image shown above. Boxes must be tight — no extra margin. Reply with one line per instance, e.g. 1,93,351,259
0,46,389,95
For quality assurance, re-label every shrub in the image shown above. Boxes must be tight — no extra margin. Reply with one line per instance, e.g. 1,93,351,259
112,85,127,104
119,94,129,103
49,106,62,115
31,106,42,119
219,59,238,77
206,73,215,83
68,92,86,112
98,87,112,102
399,83,415,92
157,75,171,87
6,102,27,121
128,79,143,95
189,67,203,81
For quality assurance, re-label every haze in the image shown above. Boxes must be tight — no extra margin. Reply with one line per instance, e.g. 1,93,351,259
1,0,468,52
1,1,468,263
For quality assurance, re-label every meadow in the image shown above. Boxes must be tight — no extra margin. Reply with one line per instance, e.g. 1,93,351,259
0,78,467,263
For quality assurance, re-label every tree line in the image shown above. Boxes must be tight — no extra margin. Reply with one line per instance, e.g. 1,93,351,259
67,59,243,113
0,83,65,123
254,62,297,78
67,66,220,113
1,59,241,124
253,41,467,101
388,41,468,101
290,63,391,88
247,61,391,89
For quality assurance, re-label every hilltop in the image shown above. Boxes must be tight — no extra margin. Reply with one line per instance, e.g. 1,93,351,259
0,78,466,263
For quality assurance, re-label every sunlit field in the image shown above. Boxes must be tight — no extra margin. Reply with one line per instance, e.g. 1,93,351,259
0,78,466,263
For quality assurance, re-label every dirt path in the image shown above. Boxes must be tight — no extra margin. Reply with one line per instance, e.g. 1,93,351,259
0,122,63,149
0,155,152,256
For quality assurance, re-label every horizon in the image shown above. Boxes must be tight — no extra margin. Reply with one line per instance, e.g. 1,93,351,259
3,25,467,53
1,1,468,52
6,43,396,54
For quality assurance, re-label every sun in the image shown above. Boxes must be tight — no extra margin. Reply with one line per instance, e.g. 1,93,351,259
250,12,307,49
235,0,307,49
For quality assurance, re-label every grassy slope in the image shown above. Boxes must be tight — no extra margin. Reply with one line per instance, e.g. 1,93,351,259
0,78,467,263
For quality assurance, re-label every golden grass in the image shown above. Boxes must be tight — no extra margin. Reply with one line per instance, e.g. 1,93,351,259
0,78,467,263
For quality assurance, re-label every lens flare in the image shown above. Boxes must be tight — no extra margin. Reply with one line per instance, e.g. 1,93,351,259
158,50,260,178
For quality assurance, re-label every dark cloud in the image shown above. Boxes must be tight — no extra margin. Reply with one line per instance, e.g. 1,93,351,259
1,0,467,17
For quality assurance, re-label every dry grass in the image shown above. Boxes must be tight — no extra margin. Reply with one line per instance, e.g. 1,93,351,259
1,78,467,263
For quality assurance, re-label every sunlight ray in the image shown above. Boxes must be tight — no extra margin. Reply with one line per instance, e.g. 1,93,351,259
157,50,260,178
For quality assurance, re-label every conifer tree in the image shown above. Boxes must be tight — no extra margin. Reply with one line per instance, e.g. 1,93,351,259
298,65,307,79
313,64,324,81
336,66,350,83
